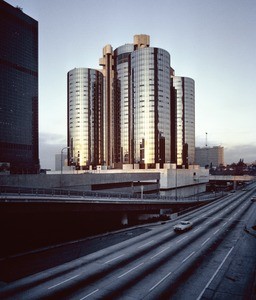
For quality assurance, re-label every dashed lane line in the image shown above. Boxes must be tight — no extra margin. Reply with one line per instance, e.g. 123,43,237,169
149,271,172,292
150,247,170,260
176,236,188,244
201,237,210,247
103,254,125,264
80,289,99,300
48,274,80,290
181,251,195,264
118,263,144,278
138,240,154,249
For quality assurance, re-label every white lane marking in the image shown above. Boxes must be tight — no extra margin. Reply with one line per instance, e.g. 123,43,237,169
201,237,210,246
80,289,99,300
181,251,195,264
163,231,171,237
103,254,125,264
205,220,211,225
196,247,234,300
228,217,232,221
48,274,79,290
222,222,227,227
193,217,199,221
138,240,154,249
193,227,201,233
150,247,170,259
176,235,188,244
149,271,172,291
213,228,220,235
118,263,144,278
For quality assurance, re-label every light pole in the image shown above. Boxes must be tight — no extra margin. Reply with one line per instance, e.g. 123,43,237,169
60,146,70,187
175,165,178,201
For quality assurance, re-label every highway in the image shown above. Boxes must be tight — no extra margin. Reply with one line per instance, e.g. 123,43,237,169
0,185,255,299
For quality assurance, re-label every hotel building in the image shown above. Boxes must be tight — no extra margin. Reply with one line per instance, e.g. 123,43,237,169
68,35,195,170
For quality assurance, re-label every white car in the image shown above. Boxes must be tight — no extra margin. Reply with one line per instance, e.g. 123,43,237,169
174,220,193,232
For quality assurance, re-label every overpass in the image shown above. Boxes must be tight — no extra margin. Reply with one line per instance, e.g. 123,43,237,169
210,175,255,182
209,175,255,190
0,190,219,222
0,189,223,257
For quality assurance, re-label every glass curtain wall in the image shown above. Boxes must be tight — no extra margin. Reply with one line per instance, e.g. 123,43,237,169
0,1,39,173
172,76,195,166
184,77,195,165
130,47,171,168
67,68,103,169
114,44,134,164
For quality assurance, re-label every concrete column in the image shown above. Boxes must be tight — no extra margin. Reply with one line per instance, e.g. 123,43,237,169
233,181,237,190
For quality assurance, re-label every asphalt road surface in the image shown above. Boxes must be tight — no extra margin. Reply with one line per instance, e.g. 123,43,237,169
0,185,256,299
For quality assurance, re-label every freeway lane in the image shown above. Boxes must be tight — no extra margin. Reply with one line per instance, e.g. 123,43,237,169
0,186,255,299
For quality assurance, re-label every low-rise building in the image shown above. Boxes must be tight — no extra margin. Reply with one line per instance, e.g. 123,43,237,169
195,146,224,168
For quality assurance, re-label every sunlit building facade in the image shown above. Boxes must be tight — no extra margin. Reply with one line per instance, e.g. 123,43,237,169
114,43,134,164
110,35,171,168
131,47,171,167
99,45,115,167
67,68,104,169
68,35,195,170
0,1,39,173
171,76,195,166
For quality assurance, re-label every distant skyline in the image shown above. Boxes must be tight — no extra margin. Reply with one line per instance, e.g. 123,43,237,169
5,0,256,169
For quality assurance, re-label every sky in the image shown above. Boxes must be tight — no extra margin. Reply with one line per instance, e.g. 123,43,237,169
6,0,256,169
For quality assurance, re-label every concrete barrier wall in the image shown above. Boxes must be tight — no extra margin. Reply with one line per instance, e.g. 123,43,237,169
0,172,160,191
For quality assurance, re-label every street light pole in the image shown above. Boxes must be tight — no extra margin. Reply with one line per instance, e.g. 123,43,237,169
175,165,178,201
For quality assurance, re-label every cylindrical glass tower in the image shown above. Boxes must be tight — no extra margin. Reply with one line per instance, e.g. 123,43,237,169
67,68,104,169
114,44,134,164
130,47,171,167
172,76,195,166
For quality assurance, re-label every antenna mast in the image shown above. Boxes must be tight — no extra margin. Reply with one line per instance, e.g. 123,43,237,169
205,132,208,147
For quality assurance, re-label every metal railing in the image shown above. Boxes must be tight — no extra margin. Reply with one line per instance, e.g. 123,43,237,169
0,185,225,202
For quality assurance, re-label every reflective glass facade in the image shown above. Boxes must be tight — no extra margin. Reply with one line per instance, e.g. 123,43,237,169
0,1,39,173
99,45,114,166
114,44,134,164
92,35,196,169
67,68,103,168
130,47,171,167
172,76,195,166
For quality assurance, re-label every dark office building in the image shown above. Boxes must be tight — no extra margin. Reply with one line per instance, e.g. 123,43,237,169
0,0,39,173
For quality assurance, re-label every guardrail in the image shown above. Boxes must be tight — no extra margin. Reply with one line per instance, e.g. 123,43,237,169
0,186,225,202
